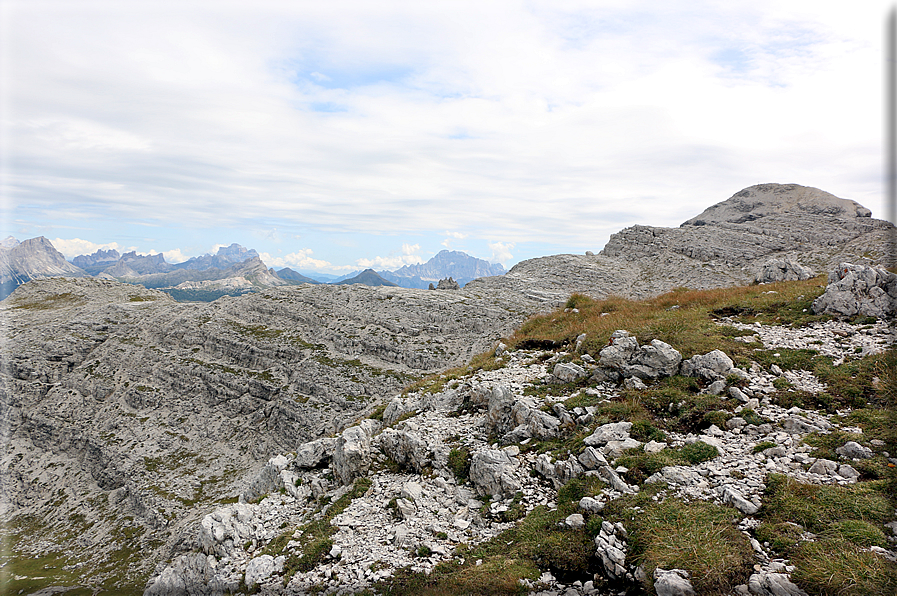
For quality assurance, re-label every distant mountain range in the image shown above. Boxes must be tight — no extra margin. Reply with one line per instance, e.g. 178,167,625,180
377,249,505,289
0,239,506,301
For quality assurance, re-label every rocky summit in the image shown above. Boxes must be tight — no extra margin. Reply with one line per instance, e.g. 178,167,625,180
1,183,895,595
467,183,894,305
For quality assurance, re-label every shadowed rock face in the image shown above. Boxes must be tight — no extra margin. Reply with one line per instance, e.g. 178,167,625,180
0,277,529,586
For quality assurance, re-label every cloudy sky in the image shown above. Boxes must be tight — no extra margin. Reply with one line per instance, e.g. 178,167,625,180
1,1,892,272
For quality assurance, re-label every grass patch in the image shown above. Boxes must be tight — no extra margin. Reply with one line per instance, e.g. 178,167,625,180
754,474,897,594
802,429,867,461
604,492,752,594
507,279,827,362
761,474,893,533
227,321,284,340
9,291,86,310
791,537,897,596
616,441,719,485
631,377,734,434
448,447,472,482
403,350,504,396
379,477,604,595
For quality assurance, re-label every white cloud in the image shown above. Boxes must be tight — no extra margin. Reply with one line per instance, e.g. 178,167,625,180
162,248,189,264
441,232,468,249
488,241,515,264
354,243,425,270
50,238,121,259
259,250,343,271
11,2,895,261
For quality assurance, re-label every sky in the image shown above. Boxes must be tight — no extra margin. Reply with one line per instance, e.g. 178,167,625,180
0,1,892,273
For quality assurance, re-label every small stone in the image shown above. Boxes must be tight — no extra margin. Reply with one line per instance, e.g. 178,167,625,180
653,567,695,596
835,441,873,460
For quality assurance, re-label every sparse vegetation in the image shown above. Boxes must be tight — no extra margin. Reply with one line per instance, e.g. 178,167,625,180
266,477,372,577
508,278,828,360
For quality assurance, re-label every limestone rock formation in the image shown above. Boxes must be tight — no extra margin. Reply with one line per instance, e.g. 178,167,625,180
435,277,460,290
467,183,893,306
754,258,814,283
0,276,528,586
811,263,897,319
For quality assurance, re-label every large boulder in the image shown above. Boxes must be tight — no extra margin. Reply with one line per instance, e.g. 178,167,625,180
653,568,696,596
377,428,433,473
811,263,897,319
623,339,682,380
199,503,266,557
584,421,632,446
553,361,587,383
143,553,235,596
599,332,682,381
680,349,734,382
241,455,291,503
469,449,521,497
294,438,336,469
598,334,639,368
534,453,585,489
244,555,284,589
748,572,809,596
485,385,560,443
484,385,516,435
754,258,814,283
331,419,380,485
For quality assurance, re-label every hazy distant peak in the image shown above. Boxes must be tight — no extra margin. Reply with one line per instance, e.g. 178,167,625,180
71,248,121,269
1,236,20,249
384,249,505,289
214,243,259,263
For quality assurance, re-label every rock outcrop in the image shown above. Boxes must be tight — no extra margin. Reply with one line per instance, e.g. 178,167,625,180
811,263,897,319
467,184,893,306
754,258,814,283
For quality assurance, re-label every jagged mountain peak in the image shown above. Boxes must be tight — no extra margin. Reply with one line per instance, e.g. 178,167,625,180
214,243,259,263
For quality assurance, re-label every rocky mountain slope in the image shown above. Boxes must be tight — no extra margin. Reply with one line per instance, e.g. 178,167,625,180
466,184,894,305
0,277,532,589
274,268,322,285
141,269,896,596
336,269,399,287
1,182,894,594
